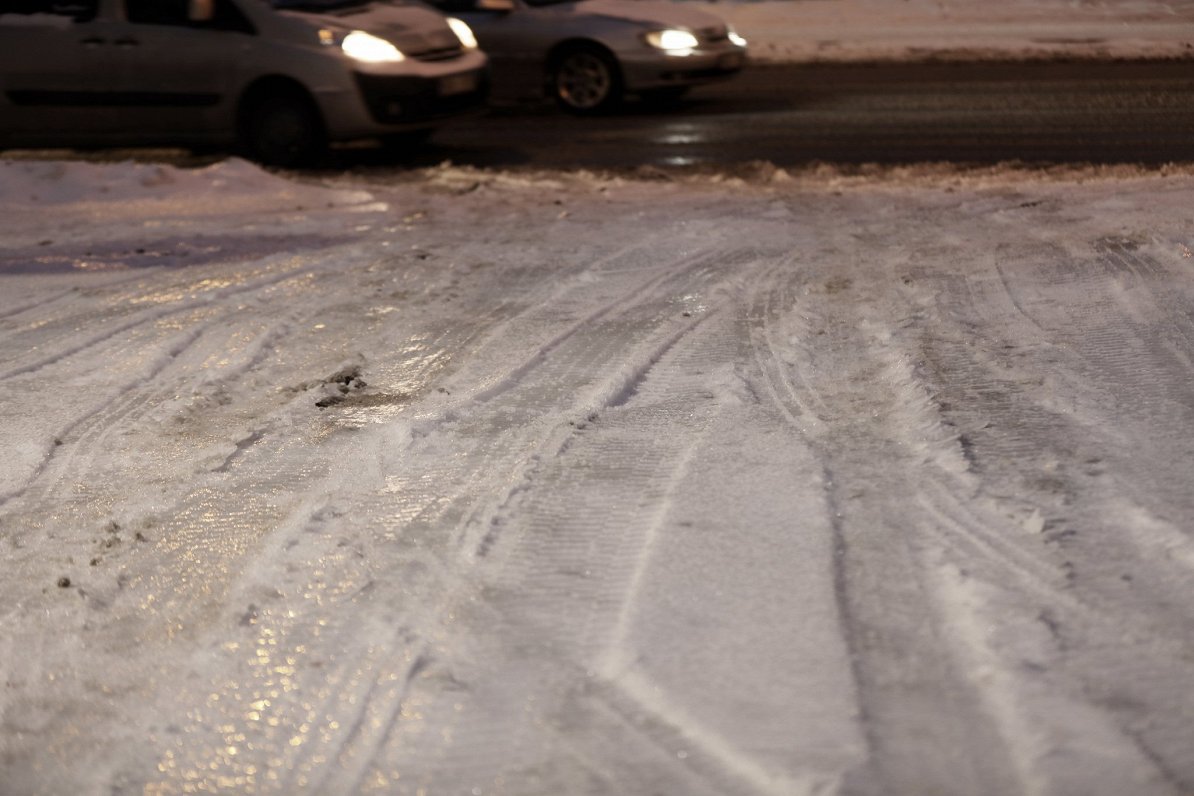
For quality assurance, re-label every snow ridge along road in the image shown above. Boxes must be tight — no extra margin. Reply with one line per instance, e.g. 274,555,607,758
2,159,1194,794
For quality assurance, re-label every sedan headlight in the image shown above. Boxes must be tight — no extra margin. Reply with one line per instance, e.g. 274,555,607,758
341,30,406,63
645,29,699,53
447,17,478,50
728,28,747,48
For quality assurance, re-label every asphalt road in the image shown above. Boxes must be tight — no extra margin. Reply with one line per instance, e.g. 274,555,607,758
403,60,1194,170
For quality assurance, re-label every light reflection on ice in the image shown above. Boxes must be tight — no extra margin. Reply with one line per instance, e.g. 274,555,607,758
657,122,703,147
128,277,240,305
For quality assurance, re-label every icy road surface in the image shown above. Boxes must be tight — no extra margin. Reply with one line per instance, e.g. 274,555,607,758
2,158,1194,795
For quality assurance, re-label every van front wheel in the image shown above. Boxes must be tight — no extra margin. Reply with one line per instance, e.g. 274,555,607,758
243,92,326,168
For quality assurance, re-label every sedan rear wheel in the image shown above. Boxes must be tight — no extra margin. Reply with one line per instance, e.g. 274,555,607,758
552,45,622,114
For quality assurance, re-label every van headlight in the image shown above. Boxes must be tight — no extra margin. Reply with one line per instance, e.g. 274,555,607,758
447,17,478,50
645,29,699,54
341,30,406,63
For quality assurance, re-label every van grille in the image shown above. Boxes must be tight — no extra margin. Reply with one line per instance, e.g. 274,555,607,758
699,26,729,44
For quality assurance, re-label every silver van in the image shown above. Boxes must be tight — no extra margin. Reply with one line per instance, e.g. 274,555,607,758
0,0,490,165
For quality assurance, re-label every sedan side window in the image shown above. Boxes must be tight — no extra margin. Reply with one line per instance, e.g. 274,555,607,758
1,0,99,21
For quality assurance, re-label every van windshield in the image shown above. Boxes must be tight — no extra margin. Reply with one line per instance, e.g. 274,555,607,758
268,0,375,9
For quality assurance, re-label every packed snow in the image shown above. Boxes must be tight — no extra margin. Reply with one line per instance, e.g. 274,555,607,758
2,155,1194,794
5,0,1194,791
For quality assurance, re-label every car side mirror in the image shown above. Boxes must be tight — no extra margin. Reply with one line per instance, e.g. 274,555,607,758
189,0,215,23
476,0,515,12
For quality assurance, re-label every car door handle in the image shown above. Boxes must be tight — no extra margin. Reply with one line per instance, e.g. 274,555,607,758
113,37,140,47
79,36,106,46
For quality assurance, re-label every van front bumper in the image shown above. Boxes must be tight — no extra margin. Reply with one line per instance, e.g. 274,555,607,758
352,67,489,126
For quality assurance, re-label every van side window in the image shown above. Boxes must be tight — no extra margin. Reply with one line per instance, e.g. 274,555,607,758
124,0,255,33
2,1,99,21
125,0,190,26
207,0,255,33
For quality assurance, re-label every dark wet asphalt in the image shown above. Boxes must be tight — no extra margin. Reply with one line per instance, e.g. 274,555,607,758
6,61,1192,172
396,60,1194,170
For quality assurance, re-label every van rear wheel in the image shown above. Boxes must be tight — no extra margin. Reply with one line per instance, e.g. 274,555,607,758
243,92,326,168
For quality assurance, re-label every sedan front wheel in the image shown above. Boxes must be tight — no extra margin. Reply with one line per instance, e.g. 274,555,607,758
551,45,622,114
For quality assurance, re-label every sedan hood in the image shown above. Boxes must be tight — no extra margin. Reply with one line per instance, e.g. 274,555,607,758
579,0,727,32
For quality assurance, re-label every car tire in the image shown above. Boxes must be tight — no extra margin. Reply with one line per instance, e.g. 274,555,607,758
551,44,622,114
243,91,326,168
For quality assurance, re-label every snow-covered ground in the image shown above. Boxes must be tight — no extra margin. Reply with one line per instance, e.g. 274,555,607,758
5,1,1194,792
3,156,1194,794
693,0,1194,63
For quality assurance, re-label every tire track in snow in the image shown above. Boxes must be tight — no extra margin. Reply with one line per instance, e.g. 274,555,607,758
743,248,1033,796
1096,236,1194,386
367,253,736,789
0,286,82,323
0,248,439,789
439,240,732,560
0,323,207,510
0,285,307,513
897,227,1194,792
371,239,860,794
121,347,476,793
0,265,307,382
913,476,1194,795
120,239,744,794
468,307,717,560
344,247,823,794
919,552,1182,796
462,242,730,408
398,319,759,793
928,238,1194,583
90,346,488,789
0,241,399,518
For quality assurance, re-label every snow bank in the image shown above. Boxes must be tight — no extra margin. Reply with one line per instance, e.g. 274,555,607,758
687,0,1194,63
0,157,374,209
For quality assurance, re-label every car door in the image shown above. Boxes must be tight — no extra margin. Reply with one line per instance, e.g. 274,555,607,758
0,0,122,143
100,0,255,142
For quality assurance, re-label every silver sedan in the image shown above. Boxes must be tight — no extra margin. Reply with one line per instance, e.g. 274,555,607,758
427,0,747,113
